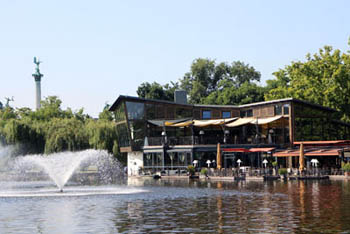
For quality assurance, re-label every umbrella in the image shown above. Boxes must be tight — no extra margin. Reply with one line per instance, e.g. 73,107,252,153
217,143,221,169
299,143,305,173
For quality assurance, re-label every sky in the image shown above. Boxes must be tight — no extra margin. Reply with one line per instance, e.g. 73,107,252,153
0,0,349,117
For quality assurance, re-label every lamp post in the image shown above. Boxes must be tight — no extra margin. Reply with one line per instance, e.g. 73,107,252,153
193,160,198,172
263,159,268,175
237,159,242,168
224,130,230,144
206,160,211,168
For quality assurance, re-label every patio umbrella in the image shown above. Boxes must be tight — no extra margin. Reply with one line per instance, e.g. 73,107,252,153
299,142,305,173
217,143,222,169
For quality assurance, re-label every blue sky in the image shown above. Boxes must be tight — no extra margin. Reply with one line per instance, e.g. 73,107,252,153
1,0,349,117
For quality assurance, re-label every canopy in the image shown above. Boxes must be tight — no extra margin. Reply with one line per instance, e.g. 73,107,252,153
274,147,343,157
222,147,275,153
225,117,255,127
225,116,283,127
148,118,191,127
193,117,237,127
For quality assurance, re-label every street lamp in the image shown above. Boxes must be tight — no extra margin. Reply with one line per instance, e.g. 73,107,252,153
193,160,198,168
206,160,211,168
263,159,268,168
237,159,242,168
224,130,230,144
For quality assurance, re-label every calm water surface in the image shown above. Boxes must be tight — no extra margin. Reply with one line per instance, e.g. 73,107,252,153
1,178,350,233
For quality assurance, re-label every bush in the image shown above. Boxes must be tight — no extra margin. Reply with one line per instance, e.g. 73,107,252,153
200,168,208,175
278,168,288,175
272,161,278,167
342,162,350,172
187,165,195,175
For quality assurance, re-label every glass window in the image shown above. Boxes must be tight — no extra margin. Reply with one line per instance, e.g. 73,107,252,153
275,105,282,115
126,102,144,120
145,104,155,119
115,102,126,122
202,110,211,119
116,122,130,147
283,104,290,115
222,111,231,118
246,109,253,117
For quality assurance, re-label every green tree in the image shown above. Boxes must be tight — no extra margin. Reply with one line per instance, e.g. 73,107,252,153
137,81,178,101
265,44,350,121
179,58,262,104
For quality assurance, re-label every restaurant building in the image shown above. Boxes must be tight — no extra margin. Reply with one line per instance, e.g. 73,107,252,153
109,92,350,175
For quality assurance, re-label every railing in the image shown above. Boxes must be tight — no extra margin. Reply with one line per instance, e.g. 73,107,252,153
139,166,347,177
147,135,282,146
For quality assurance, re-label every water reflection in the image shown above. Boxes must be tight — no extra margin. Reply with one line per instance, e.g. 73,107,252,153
1,180,350,233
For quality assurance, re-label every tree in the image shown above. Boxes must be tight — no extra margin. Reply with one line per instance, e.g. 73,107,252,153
179,58,262,104
137,81,178,101
265,44,350,122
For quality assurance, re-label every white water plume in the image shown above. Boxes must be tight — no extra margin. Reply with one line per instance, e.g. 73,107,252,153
13,149,123,191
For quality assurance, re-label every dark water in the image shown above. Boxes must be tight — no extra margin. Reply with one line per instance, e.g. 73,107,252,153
1,179,350,233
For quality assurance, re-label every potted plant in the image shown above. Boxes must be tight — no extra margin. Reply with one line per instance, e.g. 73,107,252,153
187,165,198,179
342,162,350,177
200,168,208,178
278,168,288,180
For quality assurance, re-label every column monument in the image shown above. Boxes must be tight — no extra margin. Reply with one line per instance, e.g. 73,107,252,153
32,57,43,110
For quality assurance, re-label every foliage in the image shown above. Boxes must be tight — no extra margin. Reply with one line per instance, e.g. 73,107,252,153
272,161,278,167
342,162,350,172
187,165,195,175
137,81,179,101
179,58,263,104
265,44,350,122
0,96,123,163
200,168,208,175
278,168,288,175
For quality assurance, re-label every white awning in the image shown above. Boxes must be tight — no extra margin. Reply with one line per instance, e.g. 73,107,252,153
226,116,284,127
193,117,237,127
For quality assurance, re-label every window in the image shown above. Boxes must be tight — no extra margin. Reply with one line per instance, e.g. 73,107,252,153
283,104,290,115
246,109,253,117
202,110,211,119
240,109,253,117
222,111,231,118
275,105,282,115
126,102,144,120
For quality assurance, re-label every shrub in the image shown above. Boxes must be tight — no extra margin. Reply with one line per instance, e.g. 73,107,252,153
200,168,208,175
187,165,195,175
278,168,288,175
342,162,350,172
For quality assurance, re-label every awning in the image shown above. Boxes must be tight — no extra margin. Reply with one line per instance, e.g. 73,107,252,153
225,116,284,128
274,147,343,157
222,148,250,153
225,117,255,127
193,117,237,127
170,120,193,127
148,118,191,127
222,147,275,153
249,147,275,152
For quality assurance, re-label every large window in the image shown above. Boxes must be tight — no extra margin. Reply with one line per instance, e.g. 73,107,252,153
275,105,282,115
114,102,126,122
283,104,290,115
126,102,144,120
176,107,192,119
202,110,211,119
222,111,231,118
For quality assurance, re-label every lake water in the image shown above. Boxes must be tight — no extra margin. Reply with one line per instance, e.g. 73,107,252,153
1,178,350,233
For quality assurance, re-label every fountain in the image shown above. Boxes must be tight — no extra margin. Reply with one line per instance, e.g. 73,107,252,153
0,145,146,197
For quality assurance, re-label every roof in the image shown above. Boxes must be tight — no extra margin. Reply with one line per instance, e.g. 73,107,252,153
109,95,339,113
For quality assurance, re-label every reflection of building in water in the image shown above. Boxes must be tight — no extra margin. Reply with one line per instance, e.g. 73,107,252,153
109,93,350,176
